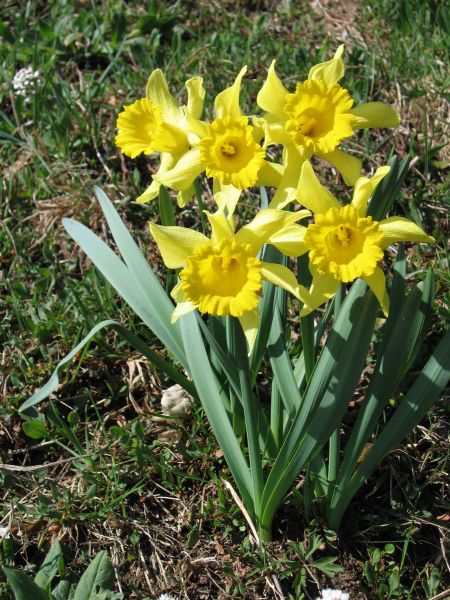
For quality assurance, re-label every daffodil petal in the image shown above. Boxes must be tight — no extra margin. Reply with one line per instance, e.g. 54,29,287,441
351,102,400,129
261,262,301,299
268,223,309,256
154,148,203,191
172,301,197,323
352,165,390,216
296,160,340,214
300,268,339,316
215,66,247,120
150,223,210,268
364,266,389,316
206,210,234,243
239,309,260,355
308,45,345,86
213,181,242,215
236,209,303,253
256,161,284,188
379,217,436,248
185,112,209,140
186,76,205,120
136,152,176,204
270,146,308,209
256,60,288,120
320,148,362,186
177,185,195,208
146,69,180,123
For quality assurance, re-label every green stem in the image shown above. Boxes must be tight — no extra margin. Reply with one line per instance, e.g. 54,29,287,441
194,177,208,235
232,318,264,522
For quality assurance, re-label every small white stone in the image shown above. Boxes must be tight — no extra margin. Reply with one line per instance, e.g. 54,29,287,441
161,384,192,417
317,589,350,600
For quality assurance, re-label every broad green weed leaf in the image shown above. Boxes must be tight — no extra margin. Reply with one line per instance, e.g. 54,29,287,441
72,551,115,600
2,567,48,600
34,541,63,589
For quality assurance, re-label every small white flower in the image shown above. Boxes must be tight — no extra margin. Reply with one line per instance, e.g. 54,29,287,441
316,589,350,600
12,67,42,102
156,594,177,600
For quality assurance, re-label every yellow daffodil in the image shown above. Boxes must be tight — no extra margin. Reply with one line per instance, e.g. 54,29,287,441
150,208,310,351
154,67,282,208
115,69,205,205
295,161,435,316
257,46,400,206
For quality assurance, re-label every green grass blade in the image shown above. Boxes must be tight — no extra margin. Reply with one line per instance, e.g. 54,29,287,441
179,312,254,515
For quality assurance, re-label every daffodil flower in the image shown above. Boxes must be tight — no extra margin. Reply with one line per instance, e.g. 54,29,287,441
154,67,283,209
150,208,310,351
295,161,435,315
256,46,400,206
115,69,205,206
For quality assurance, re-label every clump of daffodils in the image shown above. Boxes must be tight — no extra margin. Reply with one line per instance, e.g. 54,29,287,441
115,46,434,347
12,67,42,102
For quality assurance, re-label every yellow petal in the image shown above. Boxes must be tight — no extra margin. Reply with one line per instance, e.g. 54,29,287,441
270,146,309,209
185,76,205,120
300,267,339,316
213,182,242,215
320,148,362,186
255,160,283,188
308,45,345,86
352,165,390,216
154,148,203,191
296,160,340,214
136,152,176,204
236,209,304,254
177,185,195,208
351,102,400,129
379,217,436,249
256,60,288,120
268,223,309,256
364,266,389,316
215,66,247,120
261,262,301,299
185,112,209,141
205,210,234,243
150,223,210,268
239,309,260,355
146,69,180,123
172,300,196,323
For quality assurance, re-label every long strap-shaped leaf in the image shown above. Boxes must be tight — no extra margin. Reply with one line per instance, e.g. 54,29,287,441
179,312,254,516
260,286,378,533
334,271,435,494
329,327,450,529
63,217,187,369
268,309,301,417
19,320,195,413
94,187,182,347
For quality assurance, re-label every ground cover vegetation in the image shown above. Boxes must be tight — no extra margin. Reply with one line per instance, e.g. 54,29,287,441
0,0,449,598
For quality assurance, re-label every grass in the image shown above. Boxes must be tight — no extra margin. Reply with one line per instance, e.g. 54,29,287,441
1,0,449,598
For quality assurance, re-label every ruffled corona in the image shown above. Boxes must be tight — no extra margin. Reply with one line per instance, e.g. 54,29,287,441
116,97,189,159
180,239,262,317
199,116,266,189
304,205,384,282
284,80,357,155
115,98,165,158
